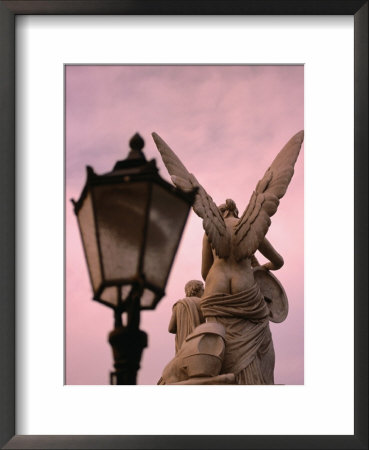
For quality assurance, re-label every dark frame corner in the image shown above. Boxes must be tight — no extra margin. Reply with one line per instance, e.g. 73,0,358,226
0,1,367,449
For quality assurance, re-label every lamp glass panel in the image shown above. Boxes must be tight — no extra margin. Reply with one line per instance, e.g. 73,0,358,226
97,284,134,309
99,286,119,308
143,184,190,289
121,285,131,303
140,288,156,309
93,181,149,282
77,191,102,293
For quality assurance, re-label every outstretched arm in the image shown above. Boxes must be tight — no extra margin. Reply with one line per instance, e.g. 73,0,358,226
201,234,214,281
258,237,284,270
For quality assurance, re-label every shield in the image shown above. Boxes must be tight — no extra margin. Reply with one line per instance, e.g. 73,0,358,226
253,266,289,323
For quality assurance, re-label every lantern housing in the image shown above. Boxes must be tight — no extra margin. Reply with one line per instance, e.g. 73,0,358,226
72,133,195,312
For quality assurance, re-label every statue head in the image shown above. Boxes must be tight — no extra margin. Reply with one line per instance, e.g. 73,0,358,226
218,198,239,218
184,280,204,298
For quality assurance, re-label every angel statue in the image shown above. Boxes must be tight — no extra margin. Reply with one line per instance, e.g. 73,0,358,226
153,130,304,385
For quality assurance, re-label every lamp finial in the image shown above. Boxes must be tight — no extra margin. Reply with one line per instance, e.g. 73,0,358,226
127,133,145,160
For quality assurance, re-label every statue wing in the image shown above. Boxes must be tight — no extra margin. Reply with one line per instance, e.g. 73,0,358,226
234,130,304,261
152,132,230,258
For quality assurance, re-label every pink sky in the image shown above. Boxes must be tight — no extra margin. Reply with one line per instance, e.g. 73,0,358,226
66,65,304,385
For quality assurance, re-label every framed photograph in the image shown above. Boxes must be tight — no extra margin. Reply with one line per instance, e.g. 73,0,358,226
0,1,367,449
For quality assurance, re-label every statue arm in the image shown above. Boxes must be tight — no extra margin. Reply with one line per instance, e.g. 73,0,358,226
258,237,284,270
201,234,214,281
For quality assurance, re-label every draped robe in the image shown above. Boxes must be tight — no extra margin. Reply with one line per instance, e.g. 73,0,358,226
168,296,204,354
201,282,275,384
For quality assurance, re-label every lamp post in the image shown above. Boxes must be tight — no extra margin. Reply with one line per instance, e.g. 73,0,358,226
72,133,195,384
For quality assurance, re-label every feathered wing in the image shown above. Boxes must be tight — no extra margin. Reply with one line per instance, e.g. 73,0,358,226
152,132,230,258
234,130,304,261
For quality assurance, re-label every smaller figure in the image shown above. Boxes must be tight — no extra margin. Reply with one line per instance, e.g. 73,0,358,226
168,280,205,353
158,280,235,384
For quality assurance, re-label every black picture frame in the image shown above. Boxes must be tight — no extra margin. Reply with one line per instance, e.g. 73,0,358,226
0,1,367,449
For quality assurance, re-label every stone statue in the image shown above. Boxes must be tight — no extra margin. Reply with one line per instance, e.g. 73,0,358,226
153,131,304,384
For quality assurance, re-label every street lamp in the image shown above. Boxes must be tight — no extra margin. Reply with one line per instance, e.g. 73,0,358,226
72,133,195,384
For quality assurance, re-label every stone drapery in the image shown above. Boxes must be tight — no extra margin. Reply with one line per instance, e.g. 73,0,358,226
168,297,204,354
201,283,275,384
